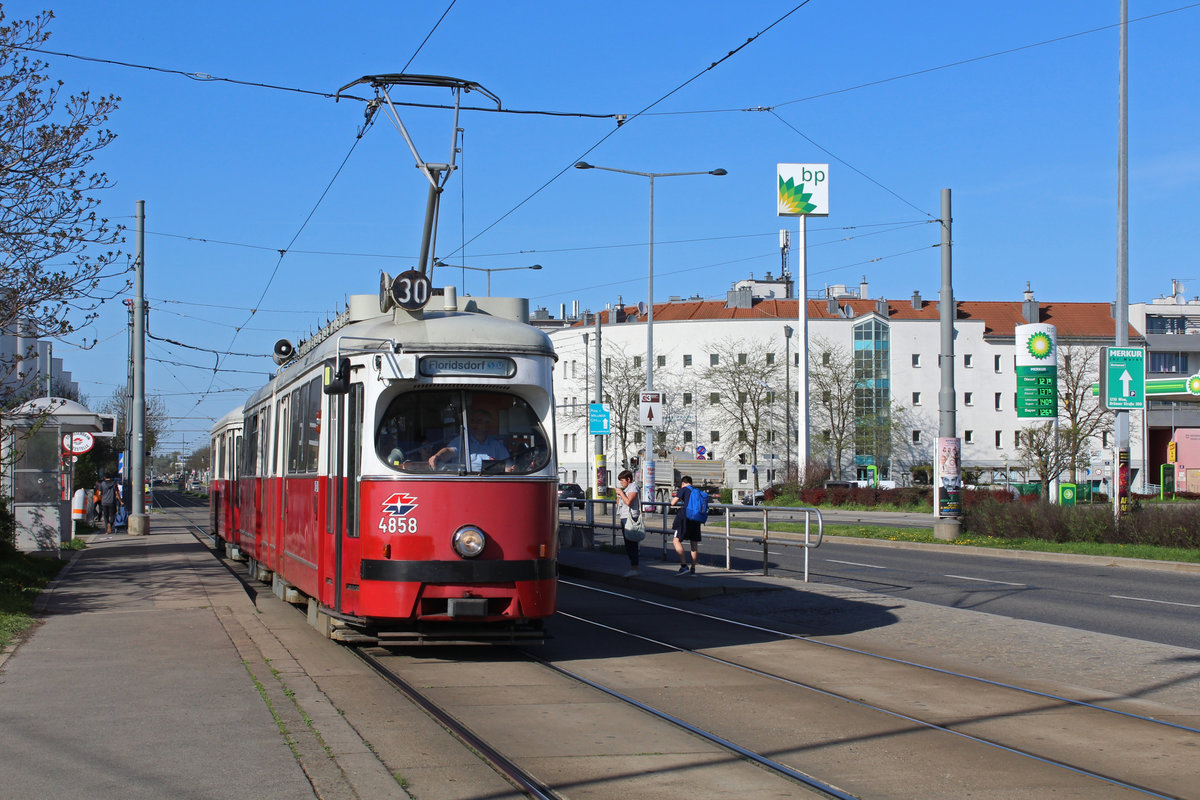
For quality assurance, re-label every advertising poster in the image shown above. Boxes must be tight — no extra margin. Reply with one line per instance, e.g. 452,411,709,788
1117,447,1130,515
936,437,962,517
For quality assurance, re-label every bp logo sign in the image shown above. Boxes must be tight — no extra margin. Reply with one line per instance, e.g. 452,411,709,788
1026,331,1054,360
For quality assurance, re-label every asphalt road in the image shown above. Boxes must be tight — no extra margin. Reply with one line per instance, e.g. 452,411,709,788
723,535,1200,650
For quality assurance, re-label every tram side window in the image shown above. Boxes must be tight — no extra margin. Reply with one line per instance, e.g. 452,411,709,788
242,414,259,477
286,378,322,474
376,389,550,475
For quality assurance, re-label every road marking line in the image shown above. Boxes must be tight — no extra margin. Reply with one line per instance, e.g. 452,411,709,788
1110,594,1200,609
945,574,1026,587
734,547,781,556
826,559,886,569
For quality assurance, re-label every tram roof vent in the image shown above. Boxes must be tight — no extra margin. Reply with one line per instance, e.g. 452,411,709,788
347,294,379,323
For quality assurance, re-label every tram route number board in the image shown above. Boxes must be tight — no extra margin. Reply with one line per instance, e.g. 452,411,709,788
1016,365,1058,418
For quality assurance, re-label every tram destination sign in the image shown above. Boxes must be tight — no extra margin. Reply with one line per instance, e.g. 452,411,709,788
419,356,515,378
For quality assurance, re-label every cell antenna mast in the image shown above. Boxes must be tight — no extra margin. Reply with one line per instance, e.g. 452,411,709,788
336,74,501,277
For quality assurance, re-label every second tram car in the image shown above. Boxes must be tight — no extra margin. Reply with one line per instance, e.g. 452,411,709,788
209,404,243,556
229,282,558,643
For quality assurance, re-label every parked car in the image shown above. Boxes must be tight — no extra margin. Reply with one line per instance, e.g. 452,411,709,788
557,482,585,507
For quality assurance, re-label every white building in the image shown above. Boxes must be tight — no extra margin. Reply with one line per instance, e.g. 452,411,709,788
548,277,1147,496
0,322,79,406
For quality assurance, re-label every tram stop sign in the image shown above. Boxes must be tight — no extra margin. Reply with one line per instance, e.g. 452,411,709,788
1100,346,1145,410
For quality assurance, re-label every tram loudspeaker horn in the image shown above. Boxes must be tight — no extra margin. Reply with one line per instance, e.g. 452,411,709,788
272,339,295,365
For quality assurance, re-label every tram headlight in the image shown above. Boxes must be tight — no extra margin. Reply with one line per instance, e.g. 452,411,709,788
452,526,486,558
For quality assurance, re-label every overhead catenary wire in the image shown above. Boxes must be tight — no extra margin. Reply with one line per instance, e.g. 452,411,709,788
446,1,816,257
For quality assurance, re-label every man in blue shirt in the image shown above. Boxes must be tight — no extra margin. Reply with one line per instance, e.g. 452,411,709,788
428,407,511,472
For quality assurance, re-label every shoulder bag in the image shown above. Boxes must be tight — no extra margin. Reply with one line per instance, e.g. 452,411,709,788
623,509,646,542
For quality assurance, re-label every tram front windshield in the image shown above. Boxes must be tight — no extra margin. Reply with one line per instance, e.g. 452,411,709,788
376,390,550,475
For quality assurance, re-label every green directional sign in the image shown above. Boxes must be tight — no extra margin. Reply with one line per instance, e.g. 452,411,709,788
1100,346,1145,410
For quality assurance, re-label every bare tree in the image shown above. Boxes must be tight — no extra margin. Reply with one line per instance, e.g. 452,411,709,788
1,10,125,389
1016,422,1071,499
101,387,169,459
1058,345,1113,482
701,337,783,491
598,341,644,471
808,337,858,479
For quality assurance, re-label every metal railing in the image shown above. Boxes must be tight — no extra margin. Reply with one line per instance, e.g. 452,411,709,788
557,499,824,581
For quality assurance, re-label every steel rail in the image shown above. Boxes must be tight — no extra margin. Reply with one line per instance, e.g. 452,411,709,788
555,584,1189,799
562,579,1200,736
521,647,858,800
352,649,562,800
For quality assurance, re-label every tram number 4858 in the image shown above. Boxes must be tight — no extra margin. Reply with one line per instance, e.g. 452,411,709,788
379,516,419,534
391,269,431,311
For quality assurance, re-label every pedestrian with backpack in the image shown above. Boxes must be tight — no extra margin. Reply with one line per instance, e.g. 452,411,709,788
669,475,707,575
99,473,122,535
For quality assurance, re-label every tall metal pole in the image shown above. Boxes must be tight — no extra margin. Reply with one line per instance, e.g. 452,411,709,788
591,313,605,524
784,325,793,481
1115,0,1130,518
796,216,810,481
644,175,656,498
934,188,960,540
129,201,148,535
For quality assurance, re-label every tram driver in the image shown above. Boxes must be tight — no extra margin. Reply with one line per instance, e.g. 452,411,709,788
428,407,514,473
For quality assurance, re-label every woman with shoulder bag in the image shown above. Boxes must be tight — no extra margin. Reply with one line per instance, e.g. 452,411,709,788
614,469,642,577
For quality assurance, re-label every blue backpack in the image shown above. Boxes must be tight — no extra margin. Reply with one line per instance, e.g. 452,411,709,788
684,485,709,523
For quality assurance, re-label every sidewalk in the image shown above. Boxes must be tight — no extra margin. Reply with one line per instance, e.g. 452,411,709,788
0,517,402,800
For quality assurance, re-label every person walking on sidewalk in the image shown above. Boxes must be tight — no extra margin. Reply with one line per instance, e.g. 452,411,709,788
99,473,122,535
614,469,640,577
670,475,703,575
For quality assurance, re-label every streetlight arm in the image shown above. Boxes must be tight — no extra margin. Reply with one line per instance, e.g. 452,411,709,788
576,162,727,180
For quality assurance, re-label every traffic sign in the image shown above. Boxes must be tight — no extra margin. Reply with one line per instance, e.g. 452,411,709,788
61,432,95,454
588,403,611,435
1100,346,1145,410
638,392,663,426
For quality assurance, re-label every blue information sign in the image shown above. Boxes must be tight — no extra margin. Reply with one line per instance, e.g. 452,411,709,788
588,403,611,435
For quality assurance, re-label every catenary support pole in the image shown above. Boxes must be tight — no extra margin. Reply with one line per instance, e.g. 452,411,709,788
129,201,149,535
1114,0,1130,519
934,188,960,540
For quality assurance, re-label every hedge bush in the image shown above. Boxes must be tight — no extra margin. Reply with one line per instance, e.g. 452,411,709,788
962,497,1200,548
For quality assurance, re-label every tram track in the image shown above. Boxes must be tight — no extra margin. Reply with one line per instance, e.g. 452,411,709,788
543,578,1200,799
164,498,1198,797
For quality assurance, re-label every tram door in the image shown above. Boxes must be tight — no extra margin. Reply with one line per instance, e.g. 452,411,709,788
328,382,363,613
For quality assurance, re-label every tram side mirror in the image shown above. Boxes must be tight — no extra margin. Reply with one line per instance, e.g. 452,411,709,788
322,357,351,395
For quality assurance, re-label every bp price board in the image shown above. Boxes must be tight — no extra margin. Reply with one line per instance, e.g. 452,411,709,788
1015,323,1058,418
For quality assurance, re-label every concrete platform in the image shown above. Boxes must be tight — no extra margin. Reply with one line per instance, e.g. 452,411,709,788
0,517,401,800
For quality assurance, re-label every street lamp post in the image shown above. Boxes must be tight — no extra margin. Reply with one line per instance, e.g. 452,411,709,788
574,161,727,498
433,260,542,296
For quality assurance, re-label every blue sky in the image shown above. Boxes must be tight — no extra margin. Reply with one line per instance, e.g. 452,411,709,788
13,1,1200,453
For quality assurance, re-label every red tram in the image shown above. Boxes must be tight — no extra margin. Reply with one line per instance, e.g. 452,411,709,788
209,404,243,555
223,283,558,643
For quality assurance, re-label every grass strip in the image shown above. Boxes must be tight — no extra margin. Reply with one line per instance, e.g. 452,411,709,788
728,519,1200,564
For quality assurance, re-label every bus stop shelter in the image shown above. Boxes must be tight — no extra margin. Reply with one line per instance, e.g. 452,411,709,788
2,397,107,553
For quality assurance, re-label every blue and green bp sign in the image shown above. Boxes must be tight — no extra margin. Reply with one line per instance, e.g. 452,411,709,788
1015,323,1057,418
